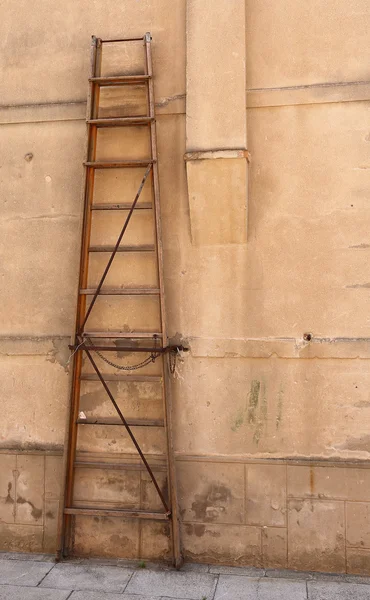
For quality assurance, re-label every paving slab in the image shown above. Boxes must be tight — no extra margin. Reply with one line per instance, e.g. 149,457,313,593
308,580,370,599
0,586,70,600
71,593,160,600
214,575,307,600
214,576,259,599
256,578,307,600
40,563,133,593
126,570,218,599
0,560,53,586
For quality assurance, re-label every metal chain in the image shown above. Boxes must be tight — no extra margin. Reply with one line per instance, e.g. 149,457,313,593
85,336,160,371
169,349,177,374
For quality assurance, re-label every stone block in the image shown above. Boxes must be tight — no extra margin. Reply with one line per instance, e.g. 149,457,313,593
72,515,139,559
262,527,287,569
0,586,70,600
0,349,69,450
246,464,286,526
140,521,170,560
73,468,140,506
43,499,59,553
186,158,247,246
182,523,261,566
0,121,83,337
287,466,346,500
15,456,44,525
0,523,43,553
245,0,370,88
126,570,218,599
346,469,370,502
186,0,246,149
85,296,160,333
287,499,345,572
0,455,16,523
346,502,370,548
0,1,185,106
76,423,166,456
140,470,168,512
287,466,370,502
90,210,154,248
87,253,158,290
0,559,53,586
40,563,133,592
173,356,370,461
247,102,370,338
45,455,63,501
346,548,370,575
177,462,245,524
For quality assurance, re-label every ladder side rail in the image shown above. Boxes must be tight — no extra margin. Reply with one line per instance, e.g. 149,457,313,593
57,36,102,558
144,33,183,568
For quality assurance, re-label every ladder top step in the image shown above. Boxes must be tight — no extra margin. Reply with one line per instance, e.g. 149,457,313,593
85,160,155,169
89,75,151,86
64,507,170,521
88,117,154,127
80,288,160,295
76,417,164,427
91,202,153,211
82,331,163,339
75,460,166,471
89,245,155,253
80,373,162,382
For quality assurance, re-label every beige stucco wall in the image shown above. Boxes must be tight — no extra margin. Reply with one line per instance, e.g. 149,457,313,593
1,0,370,574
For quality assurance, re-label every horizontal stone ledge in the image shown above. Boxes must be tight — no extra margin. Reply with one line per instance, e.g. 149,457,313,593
184,149,250,161
188,336,370,359
247,80,370,108
175,454,370,468
0,335,71,357
0,95,186,125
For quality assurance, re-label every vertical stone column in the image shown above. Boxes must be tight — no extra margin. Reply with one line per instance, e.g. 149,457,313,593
185,0,248,245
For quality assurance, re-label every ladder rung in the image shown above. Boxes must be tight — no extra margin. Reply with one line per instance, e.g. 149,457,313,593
88,117,154,127
80,373,162,382
83,332,162,339
76,417,164,427
64,507,169,521
89,75,151,86
92,203,152,210
80,288,160,296
89,245,155,253
74,461,166,471
100,37,145,43
85,160,154,169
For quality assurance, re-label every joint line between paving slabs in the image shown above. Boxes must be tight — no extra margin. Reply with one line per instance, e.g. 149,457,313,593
122,567,135,593
305,579,309,599
210,573,220,600
36,563,56,586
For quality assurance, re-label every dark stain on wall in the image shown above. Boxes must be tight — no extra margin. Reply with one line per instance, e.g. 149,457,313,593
191,483,232,522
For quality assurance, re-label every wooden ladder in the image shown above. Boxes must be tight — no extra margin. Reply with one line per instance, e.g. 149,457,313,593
57,33,182,567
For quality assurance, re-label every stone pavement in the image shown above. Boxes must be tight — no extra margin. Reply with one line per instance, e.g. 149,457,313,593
1,554,370,599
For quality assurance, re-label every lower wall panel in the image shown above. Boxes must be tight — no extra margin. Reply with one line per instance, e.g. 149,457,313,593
1,451,370,574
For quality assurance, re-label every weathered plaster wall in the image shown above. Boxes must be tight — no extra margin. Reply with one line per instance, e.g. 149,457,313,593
1,0,370,574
